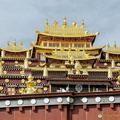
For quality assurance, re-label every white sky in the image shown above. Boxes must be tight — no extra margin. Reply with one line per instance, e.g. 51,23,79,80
0,0,120,49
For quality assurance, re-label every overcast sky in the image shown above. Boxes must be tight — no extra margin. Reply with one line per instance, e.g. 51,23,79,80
0,0,120,49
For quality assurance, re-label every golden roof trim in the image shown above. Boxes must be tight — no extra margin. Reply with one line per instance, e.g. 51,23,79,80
28,67,120,73
43,18,100,37
31,43,105,50
103,50,120,54
1,48,32,52
36,31,99,37
43,54,100,60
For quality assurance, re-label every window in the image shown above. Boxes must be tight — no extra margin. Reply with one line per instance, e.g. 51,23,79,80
55,43,59,47
40,55,46,61
80,44,84,47
74,44,78,47
8,88,15,95
43,43,47,47
49,43,52,47
86,44,90,47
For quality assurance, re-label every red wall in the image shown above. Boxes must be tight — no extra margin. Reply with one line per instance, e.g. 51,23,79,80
0,104,120,120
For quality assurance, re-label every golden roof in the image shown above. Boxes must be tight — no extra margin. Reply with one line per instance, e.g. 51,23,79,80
1,40,32,52
7,40,23,50
103,41,120,54
31,43,105,50
36,18,100,37
43,50,101,60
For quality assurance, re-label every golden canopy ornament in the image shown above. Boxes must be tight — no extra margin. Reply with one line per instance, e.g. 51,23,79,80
20,74,38,94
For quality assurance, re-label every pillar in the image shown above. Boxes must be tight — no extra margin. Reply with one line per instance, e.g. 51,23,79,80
106,53,109,60
1,50,5,58
108,67,112,78
26,51,29,58
111,60,115,68
43,65,48,77
24,58,28,68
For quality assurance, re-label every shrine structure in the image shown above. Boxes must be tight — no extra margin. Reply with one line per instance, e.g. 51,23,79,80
0,18,120,120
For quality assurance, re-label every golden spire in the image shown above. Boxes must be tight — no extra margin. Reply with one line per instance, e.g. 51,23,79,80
114,41,116,48
20,41,23,46
72,21,77,26
14,39,16,46
81,20,85,26
107,43,110,48
45,19,49,26
7,41,10,46
81,20,85,29
20,74,37,94
53,21,58,26
63,17,67,26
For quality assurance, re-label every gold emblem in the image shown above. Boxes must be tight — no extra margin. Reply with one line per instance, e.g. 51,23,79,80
104,63,107,66
4,71,7,74
5,79,9,83
15,61,18,64
43,87,48,91
0,86,3,90
21,79,25,83
37,79,41,83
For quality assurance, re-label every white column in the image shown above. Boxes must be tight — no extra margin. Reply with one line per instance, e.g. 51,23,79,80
106,85,109,91
43,66,48,77
1,50,5,58
26,51,29,58
88,85,90,92
24,58,28,68
111,60,115,68
106,53,109,60
0,59,3,75
108,67,112,78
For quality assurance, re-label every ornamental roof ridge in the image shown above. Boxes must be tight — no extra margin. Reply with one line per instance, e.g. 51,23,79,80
7,39,23,51
42,18,100,36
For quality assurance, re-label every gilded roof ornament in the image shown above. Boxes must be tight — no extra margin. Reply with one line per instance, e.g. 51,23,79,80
107,43,110,48
72,21,77,26
6,40,23,51
74,61,82,74
42,18,99,36
53,21,58,26
105,42,120,53
14,39,16,46
81,20,86,29
20,42,23,46
114,41,116,48
63,17,67,26
45,19,49,26
7,41,10,46
20,74,38,94
82,20,85,26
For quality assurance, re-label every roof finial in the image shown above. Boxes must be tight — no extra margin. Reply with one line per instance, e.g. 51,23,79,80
53,21,58,26
107,43,110,48
63,17,67,26
7,41,10,46
45,19,49,26
20,41,23,46
14,39,16,46
81,20,85,26
114,41,116,48
72,21,77,26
